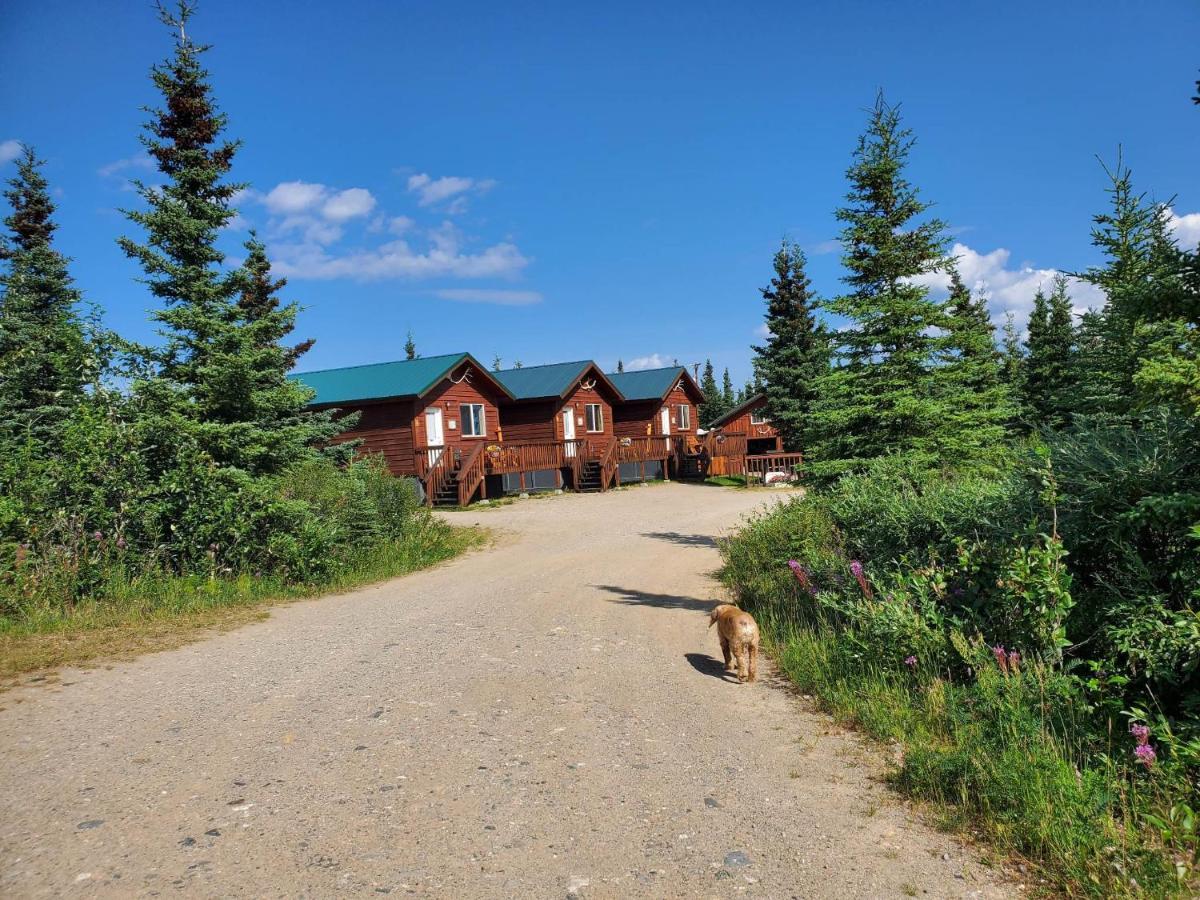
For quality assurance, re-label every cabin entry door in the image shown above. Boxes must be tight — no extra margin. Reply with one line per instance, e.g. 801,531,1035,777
562,409,576,457
425,407,445,467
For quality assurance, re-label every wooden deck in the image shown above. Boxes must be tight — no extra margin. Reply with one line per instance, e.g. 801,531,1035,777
412,435,802,506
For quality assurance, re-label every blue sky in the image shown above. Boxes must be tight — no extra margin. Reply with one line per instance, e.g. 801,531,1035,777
3,0,1198,385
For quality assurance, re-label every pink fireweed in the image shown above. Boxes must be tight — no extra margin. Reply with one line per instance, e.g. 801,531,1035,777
1129,722,1151,745
848,560,873,599
991,644,1008,674
1006,650,1021,673
1133,743,1156,769
787,560,818,595
904,655,917,668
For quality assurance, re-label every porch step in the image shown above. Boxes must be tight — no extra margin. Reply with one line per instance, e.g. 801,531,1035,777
577,461,604,493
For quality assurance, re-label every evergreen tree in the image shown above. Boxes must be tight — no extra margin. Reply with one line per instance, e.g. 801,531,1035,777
999,311,1023,392
1074,159,1170,421
491,354,502,371
0,145,93,448
119,2,334,474
806,94,951,477
616,359,624,373
404,330,417,360
721,367,735,408
1021,277,1077,429
934,267,1012,460
751,240,827,452
697,358,725,426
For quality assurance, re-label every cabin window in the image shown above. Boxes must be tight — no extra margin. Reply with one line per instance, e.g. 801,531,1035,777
677,404,691,430
750,410,770,425
460,403,486,437
585,403,604,432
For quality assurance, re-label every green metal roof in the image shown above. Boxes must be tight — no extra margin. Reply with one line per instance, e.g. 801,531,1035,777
605,366,687,401
289,352,506,406
492,360,598,400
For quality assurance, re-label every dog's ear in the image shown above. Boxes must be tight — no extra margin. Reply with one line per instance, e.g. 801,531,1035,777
708,606,721,628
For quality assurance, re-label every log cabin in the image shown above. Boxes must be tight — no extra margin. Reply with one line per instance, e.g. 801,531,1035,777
605,365,705,481
707,393,782,455
289,352,514,503
491,361,625,494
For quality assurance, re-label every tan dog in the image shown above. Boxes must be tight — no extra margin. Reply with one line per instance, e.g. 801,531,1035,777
708,603,760,683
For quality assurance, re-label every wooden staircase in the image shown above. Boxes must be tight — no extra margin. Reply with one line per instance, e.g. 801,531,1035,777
577,459,604,492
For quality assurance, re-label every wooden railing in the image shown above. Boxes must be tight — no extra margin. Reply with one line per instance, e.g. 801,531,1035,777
704,431,748,458
616,435,673,463
456,442,487,507
745,452,803,485
598,436,619,491
414,446,454,507
483,439,579,475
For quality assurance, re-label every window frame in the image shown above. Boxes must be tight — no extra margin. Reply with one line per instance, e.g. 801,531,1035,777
749,409,770,425
459,402,486,438
585,403,604,433
676,404,691,430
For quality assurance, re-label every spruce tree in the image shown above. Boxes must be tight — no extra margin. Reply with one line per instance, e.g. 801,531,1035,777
119,2,334,474
934,267,1011,461
751,240,826,451
0,145,93,448
616,359,624,373
698,358,724,426
806,95,951,477
405,331,417,360
999,311,1023,392
721,367,735,408
1021,277,1077,430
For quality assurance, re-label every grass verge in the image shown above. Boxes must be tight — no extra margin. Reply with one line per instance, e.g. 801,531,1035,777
0,525,487,683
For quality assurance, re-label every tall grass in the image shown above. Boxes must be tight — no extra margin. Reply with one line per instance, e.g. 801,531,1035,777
721,482,1198,898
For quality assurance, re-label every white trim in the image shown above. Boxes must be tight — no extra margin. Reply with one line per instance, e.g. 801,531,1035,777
459,402,486,437
585,403,604,433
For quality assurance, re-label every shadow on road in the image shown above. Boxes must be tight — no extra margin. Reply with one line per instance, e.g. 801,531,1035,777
640,531,719,548
595,584,714,612
685,652,736,682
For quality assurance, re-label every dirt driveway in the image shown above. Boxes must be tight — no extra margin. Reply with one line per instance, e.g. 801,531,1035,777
0,483,1010,898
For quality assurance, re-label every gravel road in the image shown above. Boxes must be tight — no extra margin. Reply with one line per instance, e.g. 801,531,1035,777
0,483,1012,898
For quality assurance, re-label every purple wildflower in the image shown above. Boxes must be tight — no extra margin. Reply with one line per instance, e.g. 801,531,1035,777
849,560,873,599
1129,723,1150,745
788,560,817,595
904,655,917,668
1007,650,1021,671
992,644,1009,674
1133,743,1156,769
92,530,103,541
115,537,127,550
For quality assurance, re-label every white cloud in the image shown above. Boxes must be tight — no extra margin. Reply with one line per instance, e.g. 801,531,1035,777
98,153,154,178
388,215,415,235
626,354,672,371
1165,207,1200,250
754,323,770,339
910,242,1106,333
321,187,375,222
263,181,329,216
270,227,528,281
1,140,23,164
434,288,542,306
407,172,495,211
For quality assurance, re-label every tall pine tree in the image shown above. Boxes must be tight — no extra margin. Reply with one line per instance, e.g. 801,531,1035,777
698,358,726,426
752,240,826,452
721,367,735,409
0,145,93,449
120,2,334,474
1021,277,1077,430
806,95,951,477
933,267,1012,461
405,330,417,360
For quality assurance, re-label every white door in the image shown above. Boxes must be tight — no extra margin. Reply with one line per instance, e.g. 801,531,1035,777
562,409,576,457
660,406,671,435
425,407,445,466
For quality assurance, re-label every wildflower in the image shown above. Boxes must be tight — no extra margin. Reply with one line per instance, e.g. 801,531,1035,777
849,560,873,599
1133,743,1156,769
991,644,1008,674
788,560,817,595
1007,650,1020,672
1129,723,1150,745
116,537,127,550
92,530,103,541
904,655,917,668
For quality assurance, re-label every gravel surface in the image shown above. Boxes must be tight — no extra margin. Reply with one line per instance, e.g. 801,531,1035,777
0,483,1013,898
